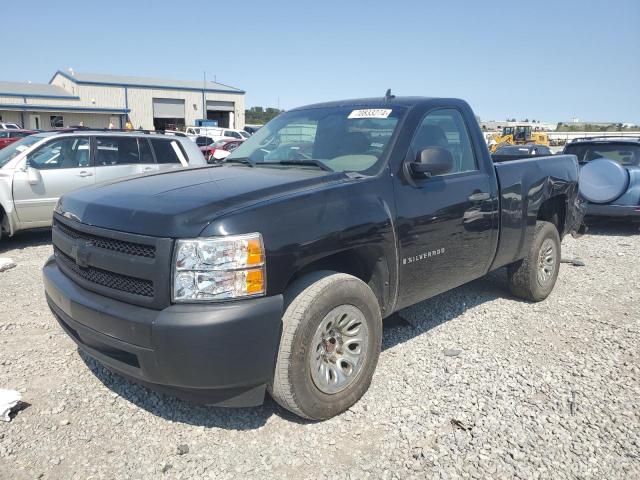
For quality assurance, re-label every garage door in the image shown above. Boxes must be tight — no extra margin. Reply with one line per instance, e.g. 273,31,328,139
206,101,235,112
152,98,185,118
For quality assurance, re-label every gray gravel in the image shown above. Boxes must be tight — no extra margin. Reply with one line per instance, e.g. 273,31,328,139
1,223,639,479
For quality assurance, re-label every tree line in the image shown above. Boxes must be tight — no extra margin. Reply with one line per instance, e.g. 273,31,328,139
556,123,640,132
245,107,283,125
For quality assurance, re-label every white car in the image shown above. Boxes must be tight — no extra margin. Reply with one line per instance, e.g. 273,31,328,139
185,127,249,142
0,122,21,130
0,130,206,240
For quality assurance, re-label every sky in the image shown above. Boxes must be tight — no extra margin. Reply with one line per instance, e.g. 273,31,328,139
3,0,639,123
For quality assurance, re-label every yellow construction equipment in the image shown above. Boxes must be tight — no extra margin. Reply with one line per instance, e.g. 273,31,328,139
489,126,549,153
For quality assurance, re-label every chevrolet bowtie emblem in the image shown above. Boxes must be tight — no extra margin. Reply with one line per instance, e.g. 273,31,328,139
70,241,92,268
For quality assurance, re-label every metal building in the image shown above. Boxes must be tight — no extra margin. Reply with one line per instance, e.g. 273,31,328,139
0,70,245,131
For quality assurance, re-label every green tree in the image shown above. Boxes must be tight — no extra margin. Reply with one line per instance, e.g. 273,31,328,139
245,106,283,125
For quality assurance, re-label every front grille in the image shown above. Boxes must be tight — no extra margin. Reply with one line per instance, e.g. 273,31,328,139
54,220,156,258
54,247,154,298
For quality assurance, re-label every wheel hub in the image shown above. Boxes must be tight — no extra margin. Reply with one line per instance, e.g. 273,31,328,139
537,238,557,287
310,305,369,395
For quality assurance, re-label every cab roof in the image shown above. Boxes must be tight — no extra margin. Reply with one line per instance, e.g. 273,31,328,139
289,96,466,111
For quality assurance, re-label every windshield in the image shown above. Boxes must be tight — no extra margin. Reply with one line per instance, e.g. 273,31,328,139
564,143,640,166
228,106,404,173
0,135,44,168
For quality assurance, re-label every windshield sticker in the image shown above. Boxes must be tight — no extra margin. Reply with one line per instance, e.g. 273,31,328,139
348,109,392,119
15,145,29,152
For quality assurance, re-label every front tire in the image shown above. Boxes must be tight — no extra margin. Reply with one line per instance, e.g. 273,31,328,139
507,221,561,301
269,272,382,420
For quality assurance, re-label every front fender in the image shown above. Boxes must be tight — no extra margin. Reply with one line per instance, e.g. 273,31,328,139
201,175,398,314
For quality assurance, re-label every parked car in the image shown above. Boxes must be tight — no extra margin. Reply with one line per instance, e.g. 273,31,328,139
0,130,37,150
186,127,249,142
0,130,206,240
162,129,189,138
563,136,640,220
44,96,584,420
200,138,244,163
185,126,221,138
0,122,21,130
194,135,217,148
243,124,262,135
221,128,250,140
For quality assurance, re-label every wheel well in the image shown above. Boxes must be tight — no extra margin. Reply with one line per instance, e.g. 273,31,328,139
287,248,389,314
537,195,567,236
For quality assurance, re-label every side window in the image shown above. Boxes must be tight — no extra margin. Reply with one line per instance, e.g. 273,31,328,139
138,138,154,164
225,130,240,139
27,137,90,170
96,137,140,166
0,132,8,138
150,139,186,164
411,109,477,174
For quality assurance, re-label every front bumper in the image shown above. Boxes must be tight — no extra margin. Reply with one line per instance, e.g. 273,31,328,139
43,257,284,407
585,203,640,218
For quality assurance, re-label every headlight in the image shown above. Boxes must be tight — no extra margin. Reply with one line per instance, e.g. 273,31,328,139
173,233,265,302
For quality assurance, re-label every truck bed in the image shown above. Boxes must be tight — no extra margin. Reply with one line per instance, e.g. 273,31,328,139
490,154,582,270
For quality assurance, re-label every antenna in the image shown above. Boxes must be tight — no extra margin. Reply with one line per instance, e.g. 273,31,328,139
384,89,395,101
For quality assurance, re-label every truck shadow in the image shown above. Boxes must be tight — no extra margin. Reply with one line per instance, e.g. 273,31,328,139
0,229,51,254
78,269,512,431
382,268,510,352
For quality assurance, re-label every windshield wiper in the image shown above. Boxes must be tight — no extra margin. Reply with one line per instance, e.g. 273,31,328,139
275,159,334,172
225,157,254,167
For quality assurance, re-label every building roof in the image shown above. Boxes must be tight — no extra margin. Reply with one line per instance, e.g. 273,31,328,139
0,81,78,99
54,70,245,94
0,103,129,114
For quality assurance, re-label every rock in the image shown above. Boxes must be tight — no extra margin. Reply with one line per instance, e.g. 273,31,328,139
444,349,462,357
0,258,16,272
176,444,189,455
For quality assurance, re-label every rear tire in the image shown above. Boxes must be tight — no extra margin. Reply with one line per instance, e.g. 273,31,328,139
269,271,382,420
507,221,561,302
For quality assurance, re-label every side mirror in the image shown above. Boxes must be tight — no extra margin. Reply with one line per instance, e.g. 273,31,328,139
409,147,453,178
27,166,42,185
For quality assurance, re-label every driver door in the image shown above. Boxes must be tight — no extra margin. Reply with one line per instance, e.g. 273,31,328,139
13,136,94,225
393,108,498,309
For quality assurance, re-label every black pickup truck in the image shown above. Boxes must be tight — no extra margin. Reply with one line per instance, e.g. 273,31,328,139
44,96,584,420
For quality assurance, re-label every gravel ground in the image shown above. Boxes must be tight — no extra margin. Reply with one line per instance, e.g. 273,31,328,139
1,222,639,480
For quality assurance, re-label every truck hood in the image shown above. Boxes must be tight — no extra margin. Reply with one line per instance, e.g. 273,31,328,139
56,165,343,237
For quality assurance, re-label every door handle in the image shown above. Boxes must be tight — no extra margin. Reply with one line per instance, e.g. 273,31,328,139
468,192,490,202
77,171,93,177
142,166,154,172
